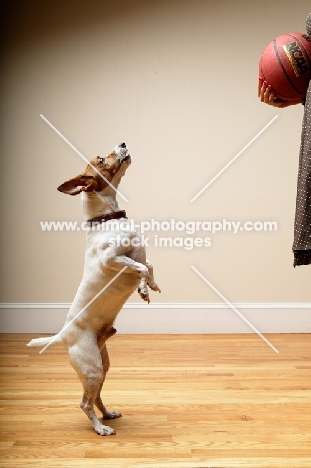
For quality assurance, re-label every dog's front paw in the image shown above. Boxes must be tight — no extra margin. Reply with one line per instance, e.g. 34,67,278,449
138,286,150,303
148,281,161,293
95,423,116,436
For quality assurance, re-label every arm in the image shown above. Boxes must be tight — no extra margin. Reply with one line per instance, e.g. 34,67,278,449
258,77,303,108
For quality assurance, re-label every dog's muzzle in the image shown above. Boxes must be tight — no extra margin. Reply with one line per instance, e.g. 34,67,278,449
115,142,131,163
121,154,131,163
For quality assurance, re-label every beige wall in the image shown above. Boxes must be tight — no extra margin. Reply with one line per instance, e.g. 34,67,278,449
1,0,310,306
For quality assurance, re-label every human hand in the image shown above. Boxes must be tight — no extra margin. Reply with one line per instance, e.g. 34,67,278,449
258,77,303,108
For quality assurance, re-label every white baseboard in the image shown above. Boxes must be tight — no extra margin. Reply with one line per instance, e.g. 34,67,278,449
0,302,310,334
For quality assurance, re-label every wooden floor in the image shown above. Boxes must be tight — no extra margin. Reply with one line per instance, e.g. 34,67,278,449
0,334,310,468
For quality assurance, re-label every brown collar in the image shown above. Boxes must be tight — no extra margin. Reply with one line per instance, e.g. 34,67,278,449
87,210,127,226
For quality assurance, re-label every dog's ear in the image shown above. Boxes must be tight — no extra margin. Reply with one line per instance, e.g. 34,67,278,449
57,175,99,195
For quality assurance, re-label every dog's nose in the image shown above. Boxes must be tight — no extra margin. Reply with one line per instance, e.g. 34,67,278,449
119,142,126,148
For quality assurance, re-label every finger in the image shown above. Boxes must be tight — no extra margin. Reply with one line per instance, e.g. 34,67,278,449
260,80,270,102
263,82,271,103
268,86,275,104
259,79,268,102
258,76,263,97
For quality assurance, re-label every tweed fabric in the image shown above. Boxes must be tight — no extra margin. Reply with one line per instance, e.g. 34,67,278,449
292,13,311,266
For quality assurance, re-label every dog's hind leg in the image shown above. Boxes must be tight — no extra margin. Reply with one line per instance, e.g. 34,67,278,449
68,333,117,436
80,378,117,435
95,343,122,420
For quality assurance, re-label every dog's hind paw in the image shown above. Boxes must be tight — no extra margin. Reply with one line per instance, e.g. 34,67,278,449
104,409,122,419
95,423,116,436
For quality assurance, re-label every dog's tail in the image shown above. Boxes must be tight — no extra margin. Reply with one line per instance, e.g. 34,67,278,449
27,334,62,348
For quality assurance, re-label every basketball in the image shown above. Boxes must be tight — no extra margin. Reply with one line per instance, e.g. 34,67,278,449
259,32,311,101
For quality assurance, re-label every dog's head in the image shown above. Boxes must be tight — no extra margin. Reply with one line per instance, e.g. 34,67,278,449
57,142,131,195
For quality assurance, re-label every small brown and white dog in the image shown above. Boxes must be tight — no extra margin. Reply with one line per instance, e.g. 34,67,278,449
28,143,160,436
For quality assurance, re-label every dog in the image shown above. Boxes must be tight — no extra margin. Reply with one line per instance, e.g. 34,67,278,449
28,142,161,435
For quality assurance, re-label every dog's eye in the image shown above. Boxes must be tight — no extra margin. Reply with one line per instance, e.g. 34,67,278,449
98,157,105,164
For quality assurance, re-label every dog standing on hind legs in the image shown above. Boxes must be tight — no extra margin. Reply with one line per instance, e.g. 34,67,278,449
28,143,161,435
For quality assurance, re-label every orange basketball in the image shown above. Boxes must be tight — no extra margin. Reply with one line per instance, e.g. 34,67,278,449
259,32,311,101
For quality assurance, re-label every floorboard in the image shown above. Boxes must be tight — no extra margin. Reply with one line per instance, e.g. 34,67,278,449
0,333,310,467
